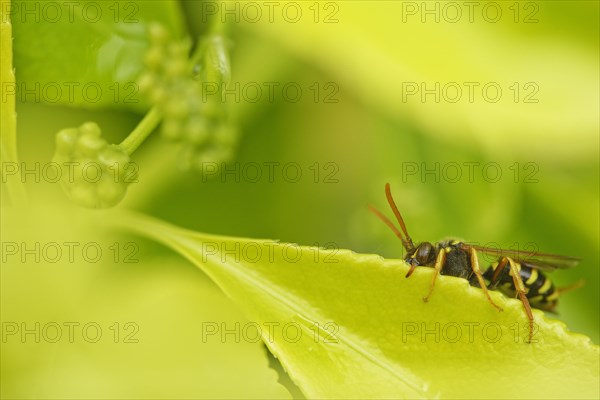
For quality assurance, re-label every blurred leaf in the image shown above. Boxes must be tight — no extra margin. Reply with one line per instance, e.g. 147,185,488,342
0,0,16,161
244,1,599,162
0,205,290,399
0,0,27,204
11,0,185,110
109,211,600,399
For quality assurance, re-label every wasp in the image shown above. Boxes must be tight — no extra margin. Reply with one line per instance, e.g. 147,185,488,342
369,183,581,342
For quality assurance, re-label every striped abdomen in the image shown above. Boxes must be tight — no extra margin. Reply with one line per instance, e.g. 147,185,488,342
483,262,558,312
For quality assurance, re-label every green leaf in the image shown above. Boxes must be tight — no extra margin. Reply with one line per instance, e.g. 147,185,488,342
108,212,600,399
0,206,290,399
11,0,185,110
0,0,27,204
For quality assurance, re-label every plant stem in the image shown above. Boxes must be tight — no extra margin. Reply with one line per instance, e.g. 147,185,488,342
190,15,230,67
207,12,228,36
119,106,162,155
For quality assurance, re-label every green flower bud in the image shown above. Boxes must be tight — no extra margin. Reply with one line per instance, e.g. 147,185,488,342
55,128,80,155
148,23,169,44
137,72,156,93
52,123,136,209
144,46,164,69
186,118,211,145
161,119,183,140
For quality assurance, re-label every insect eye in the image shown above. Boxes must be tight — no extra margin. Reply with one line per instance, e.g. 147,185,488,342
417,243,434,264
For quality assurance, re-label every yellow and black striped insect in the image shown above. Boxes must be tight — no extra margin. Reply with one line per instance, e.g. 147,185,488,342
369,183,582,342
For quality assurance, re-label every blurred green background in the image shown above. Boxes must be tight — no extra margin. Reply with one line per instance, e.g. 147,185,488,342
2,0,598,398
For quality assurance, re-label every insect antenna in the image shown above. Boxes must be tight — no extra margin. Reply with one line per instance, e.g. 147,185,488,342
368,183,415,252
384,183,415,250
368,205,413,251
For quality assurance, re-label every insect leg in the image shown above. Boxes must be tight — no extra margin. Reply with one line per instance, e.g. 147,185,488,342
542,279,586,313
487,257,509,290
406,263,417,278
505,257,535,343
556,279,585,295
467,247,503,312
423,249,446,303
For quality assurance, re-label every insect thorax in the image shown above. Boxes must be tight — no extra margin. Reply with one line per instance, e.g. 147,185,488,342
437,239,472,279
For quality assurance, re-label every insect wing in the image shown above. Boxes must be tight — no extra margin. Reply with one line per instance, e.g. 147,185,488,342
463,244,581,271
